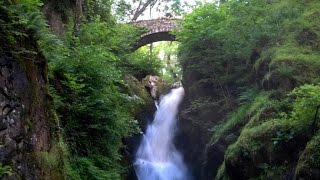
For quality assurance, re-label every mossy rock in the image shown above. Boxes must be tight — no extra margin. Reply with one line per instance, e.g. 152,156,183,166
124,74,154,107
141,75,171,100
224,118,309,179
295,131,320,179
124,74,155,130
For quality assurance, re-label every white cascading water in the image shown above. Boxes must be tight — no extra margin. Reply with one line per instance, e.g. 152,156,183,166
134,87,189,180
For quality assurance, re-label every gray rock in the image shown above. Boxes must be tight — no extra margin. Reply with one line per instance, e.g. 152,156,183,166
0,136,16,162
2,105,11,116
0,119,7,131
1,67,10,77
142,75,171,100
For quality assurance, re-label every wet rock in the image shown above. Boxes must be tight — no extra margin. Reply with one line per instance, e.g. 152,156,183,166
170,81,182,89
0,119,7,131
142,75,171,100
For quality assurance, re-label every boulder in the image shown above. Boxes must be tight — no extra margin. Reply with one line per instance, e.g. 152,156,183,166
141,75,173,100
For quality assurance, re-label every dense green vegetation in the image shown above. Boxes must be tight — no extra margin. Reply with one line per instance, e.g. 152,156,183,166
0,0,166,179
41,4,152,180
177,0,320,179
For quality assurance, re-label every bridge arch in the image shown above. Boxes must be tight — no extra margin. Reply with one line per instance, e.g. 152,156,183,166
131,18,180,50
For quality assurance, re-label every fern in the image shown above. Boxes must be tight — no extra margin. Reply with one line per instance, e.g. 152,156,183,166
0,163,12,177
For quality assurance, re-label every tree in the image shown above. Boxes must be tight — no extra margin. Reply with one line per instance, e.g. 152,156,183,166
131,0,159,21
113,0,193,22
73,0,82,37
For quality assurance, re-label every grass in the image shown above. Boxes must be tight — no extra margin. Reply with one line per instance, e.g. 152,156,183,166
210,91,270,143
271,44,320,64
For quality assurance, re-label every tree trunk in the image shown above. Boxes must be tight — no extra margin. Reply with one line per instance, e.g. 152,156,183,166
73,0,83,38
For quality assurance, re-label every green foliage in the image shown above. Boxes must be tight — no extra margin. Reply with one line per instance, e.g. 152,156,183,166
1,0,161,179
0,0,44,52
0,163,12,178
178,0,320,90
271,130,294,146
1,0,149,179
56,137,82,179
113,0,132,22
178,2,320,178
121,41,182,81
48,24,141,178
178,0,269,61
41,2,157,178
211,91,270,143
223,84,320,178
121,45,163,79
84,0,113,22
289,84,320,127
156,41,182,82
257,0,320,86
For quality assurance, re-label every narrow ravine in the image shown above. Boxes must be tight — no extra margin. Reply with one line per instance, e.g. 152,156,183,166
134,87,189,180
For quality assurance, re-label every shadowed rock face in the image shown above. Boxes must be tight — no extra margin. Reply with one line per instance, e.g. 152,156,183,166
0,36,51,179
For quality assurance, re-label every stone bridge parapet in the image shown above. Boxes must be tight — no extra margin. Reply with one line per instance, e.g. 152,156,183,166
130,18,180,50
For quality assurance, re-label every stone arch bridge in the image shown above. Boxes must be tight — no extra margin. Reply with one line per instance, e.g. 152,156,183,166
130,18,180,50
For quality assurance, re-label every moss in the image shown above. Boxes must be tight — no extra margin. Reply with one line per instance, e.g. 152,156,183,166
215,162,230,180
0,163,13,178
259,38,320,90
40,136,82,179
252,165,287,180
25,117,33,129
38,138,69,179
124,75,152,103
40,151,59,169
123,74,155,128
223,84,320,179
243,109,265,129
269,43,320,85
211,91,270,143
254,0,320,89
295,131,320,179
224,119,295,179
226,120,285,159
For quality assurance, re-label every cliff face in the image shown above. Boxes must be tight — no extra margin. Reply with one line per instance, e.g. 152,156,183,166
176,58,238,178
0,35,51,179
176,1,320,179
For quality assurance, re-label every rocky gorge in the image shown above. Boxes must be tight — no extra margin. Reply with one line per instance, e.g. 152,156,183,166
1,0,320,179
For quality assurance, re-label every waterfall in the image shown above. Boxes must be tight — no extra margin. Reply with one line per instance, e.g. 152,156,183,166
134,87,189,180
